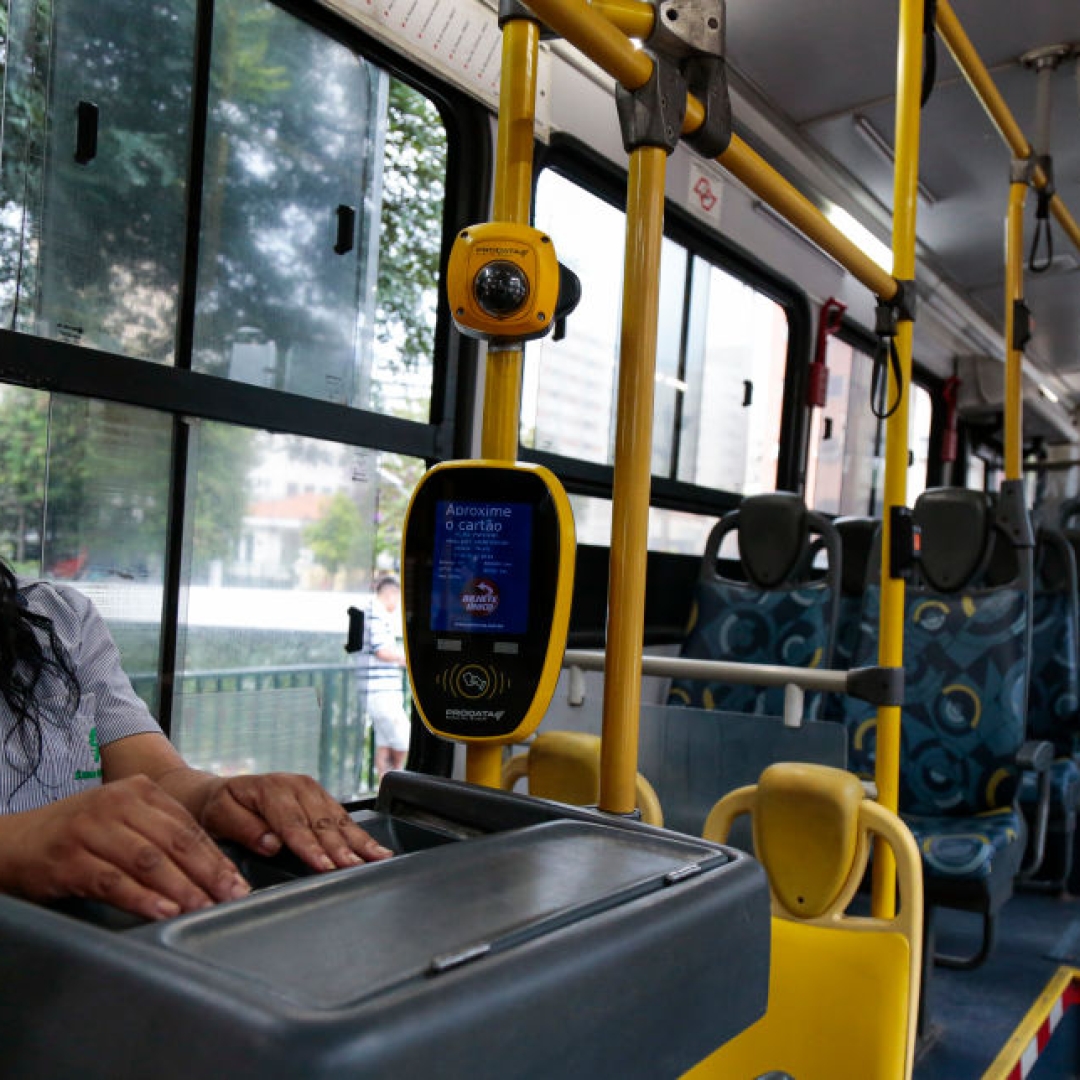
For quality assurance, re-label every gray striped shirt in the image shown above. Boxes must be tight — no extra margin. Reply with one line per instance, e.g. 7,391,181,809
1,579,163,813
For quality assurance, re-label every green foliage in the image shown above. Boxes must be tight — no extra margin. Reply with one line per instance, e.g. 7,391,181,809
0,388,49,564
376,81,448,373
189,423,259,577
304,490,366,577
0,0,447,585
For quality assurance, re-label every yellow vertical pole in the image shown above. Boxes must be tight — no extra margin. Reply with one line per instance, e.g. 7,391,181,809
1004,181,1027,482
598,145,667,814
467,18,540,789
872,0,924,918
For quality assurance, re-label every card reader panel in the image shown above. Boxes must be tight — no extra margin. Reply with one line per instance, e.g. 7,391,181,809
402,461,574,742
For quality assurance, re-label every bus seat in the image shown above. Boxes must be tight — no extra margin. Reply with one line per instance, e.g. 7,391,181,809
637,704,847,837
833,516,879,670
501,731,664,826
1018,527,1080,891
840,487,1045,969
687,762,922,1080
667,493,841,718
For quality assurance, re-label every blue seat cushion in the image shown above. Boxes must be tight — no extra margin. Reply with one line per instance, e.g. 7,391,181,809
904,807,1024,883
1018,757,1080,819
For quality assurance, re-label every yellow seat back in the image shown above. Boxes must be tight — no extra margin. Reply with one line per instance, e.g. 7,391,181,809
686,762,922,1080
501,730,664,826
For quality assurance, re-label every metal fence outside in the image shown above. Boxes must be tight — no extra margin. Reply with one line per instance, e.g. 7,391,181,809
132,662,381,801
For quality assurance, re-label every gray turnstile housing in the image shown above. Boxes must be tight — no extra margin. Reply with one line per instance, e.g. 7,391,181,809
0,773,769,1078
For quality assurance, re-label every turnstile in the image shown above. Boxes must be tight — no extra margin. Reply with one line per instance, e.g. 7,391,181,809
0,772,769,1079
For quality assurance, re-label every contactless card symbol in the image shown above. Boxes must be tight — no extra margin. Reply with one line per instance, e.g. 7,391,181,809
437,663,510,700
460,577,499,617
458,664,490,698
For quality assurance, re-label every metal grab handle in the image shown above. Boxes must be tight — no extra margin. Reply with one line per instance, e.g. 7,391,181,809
75,100,99,165
334,204,357,255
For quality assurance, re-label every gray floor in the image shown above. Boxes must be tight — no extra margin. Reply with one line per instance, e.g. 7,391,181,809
915,891,1080,1079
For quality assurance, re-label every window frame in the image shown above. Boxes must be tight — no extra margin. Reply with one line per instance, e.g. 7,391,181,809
806,315,947,515
523,135,814,521
0,0,491,736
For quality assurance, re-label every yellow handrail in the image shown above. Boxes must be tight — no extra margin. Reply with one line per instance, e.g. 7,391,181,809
522,0,899,301
598,145,667,815
936,0,1080,254
588,0,654,41
468,17,541,790
871,0,925,920
1004,181,1028,483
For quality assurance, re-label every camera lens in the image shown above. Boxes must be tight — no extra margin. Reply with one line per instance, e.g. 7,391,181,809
473,261,529,317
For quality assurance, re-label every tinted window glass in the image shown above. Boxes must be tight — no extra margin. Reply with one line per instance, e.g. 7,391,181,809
192,0,445,420
175,423,424,798
1,0,195,359
0,385,170,712
530,170,790,498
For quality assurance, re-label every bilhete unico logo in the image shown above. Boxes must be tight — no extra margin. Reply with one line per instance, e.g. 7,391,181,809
461,578,499,616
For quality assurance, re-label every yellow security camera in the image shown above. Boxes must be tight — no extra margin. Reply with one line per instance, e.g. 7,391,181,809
447,222,562,343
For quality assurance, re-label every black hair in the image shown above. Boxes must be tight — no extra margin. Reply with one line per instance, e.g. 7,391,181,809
375,575,400,593
0,558,81,796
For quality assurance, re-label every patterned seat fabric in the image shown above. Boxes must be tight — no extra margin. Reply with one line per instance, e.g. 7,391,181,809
843,583,1029,818
1018,528,1080,889
667,493,839,718
840,486,1034,967
667,580,833,716
905,808,1024,883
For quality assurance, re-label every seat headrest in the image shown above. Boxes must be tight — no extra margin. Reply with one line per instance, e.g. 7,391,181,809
836,517,878,595
754,763,866,919
737,493,809,589
914,488,992,592
1035,529,1074,593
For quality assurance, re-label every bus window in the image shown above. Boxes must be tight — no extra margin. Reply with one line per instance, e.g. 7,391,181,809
528,169,791,528
191,0,444,418
565,493,713,556
682,262,788,495
0,385,170,711
0,0,471,798
1,0,446,421
1,0,196,358
806,336,933,516
176,424,424,800
966,454,988,492
908,383,933,506
522,175,625,465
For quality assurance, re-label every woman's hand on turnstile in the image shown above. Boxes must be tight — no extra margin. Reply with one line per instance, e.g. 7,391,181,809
192,771,394,872
0,775,252,921
106,732,394,878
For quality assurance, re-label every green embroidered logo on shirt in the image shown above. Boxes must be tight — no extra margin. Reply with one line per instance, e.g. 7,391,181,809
75,726,102,780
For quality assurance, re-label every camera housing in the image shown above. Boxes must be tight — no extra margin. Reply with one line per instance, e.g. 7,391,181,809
447,222,561,342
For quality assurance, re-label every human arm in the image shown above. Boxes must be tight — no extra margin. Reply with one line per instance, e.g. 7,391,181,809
369,605,407,667
0,583,388,920
56,581,390,867
373,641,407,666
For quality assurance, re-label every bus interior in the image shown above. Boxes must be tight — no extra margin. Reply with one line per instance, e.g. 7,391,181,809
2,0,1080,1076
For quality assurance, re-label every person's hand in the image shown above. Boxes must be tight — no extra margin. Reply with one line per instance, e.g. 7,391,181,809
0,776,251,921
194,772,393,872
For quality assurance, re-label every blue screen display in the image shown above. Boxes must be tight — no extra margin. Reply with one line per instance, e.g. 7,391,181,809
431,500,532,634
